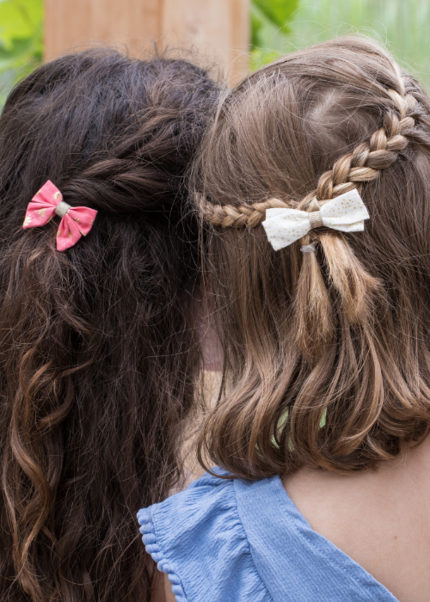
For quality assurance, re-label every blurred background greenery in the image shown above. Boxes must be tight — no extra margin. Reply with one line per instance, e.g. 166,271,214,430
0,0,42,104
0,0,429,106
251,0,430,89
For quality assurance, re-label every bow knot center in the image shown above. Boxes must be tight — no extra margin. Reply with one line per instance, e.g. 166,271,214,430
55,200,71,218
307,211,323,229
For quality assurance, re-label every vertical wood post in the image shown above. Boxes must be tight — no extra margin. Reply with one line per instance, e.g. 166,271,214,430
44,0,249,83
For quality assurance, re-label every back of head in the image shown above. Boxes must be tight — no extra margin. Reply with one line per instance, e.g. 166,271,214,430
194,37,430,479
0,50,219,601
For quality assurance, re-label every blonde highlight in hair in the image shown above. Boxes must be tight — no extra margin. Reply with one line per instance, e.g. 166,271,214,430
194,37,430,478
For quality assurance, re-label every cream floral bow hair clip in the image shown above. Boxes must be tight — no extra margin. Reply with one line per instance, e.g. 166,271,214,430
262,189,369,251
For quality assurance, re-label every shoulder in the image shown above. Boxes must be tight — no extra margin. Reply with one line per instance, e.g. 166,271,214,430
137,470,271,602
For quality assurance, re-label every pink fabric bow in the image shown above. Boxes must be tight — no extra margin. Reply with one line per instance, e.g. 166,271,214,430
22,180,97,251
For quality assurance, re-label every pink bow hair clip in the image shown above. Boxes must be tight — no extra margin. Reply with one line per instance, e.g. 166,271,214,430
22,180,97,251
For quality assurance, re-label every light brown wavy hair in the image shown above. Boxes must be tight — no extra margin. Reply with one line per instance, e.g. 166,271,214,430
0,50,219,601
193,37,430,480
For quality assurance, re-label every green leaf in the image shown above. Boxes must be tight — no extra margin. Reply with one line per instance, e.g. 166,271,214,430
251,7,264,48
250,47,282,71
0,34,34,59
252,0,299,33
0,0,43,50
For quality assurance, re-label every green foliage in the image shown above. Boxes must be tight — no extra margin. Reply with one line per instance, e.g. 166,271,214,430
0,0,42,48
250,0,430,91
0,0,43,104
250,0,299,71
253,0,299,34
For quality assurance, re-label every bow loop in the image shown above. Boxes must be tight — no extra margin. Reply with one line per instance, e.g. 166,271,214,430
262,189,369,251
23,180,97,251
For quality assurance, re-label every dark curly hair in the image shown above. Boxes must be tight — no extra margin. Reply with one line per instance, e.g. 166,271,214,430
0,49,219,601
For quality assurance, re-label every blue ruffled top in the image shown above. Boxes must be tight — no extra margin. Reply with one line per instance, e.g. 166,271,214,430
137,469,399,602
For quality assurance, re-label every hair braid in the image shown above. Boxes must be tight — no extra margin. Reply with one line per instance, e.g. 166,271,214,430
200,79,418,360
201,196,289,228
294,85,417,359
315,89,416,202
201,88,416,229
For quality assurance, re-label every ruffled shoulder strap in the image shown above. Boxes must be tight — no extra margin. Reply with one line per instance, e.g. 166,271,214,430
137,470,272,602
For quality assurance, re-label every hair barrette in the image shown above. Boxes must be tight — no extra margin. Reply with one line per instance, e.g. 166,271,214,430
23,180,97,251
262,189,369,251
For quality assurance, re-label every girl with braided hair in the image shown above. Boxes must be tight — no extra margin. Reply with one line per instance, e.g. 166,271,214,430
138,38,430,601
0,49,220,602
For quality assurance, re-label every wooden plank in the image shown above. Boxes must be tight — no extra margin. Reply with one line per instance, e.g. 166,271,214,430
161,0,249,82
45,0,162,61
44,0,249,83
230,0,250,81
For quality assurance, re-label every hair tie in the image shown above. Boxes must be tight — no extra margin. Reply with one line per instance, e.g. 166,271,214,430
300,244,316,253
22,180,97,251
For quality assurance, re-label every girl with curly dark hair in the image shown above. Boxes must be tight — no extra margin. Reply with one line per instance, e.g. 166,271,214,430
0,49,219,602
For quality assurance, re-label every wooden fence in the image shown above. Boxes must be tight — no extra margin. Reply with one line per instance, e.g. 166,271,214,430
45,0,249,82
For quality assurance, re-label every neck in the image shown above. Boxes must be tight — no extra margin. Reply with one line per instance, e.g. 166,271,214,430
283,433,430,602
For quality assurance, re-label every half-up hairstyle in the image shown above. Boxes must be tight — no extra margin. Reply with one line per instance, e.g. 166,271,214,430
194,37,430,479
0,50,219,601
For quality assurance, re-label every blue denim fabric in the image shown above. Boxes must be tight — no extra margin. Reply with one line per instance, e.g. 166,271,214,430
138,470,399,602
